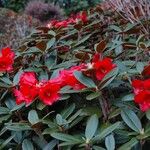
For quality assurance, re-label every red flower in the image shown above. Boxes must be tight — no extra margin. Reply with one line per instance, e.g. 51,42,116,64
14,84,38,105
0,47,15,72
59,65,86,90
47,11,88,29
14,72,38,105
39,79,61,105
132,79,150,111
19,72,38,86
134,90,150,111
55,20,68,28
47,20,68,28
76,11,88,23
92,54,116,80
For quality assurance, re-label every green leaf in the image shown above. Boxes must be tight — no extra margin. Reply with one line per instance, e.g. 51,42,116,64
74,71,97,88
136,34,145,46
0,107,10,115
93,146,106,150
99,67,118,89
0,115,11,123
136,62,144,74
43,140,57,150
121,94,134,101
51,133,81,143
12,131,22,143
28,110,39,125
39,71,49,81
105,134,115,150
121,109,142,133
45,50,57,70
61,103,75,119
137,126,150,139
85,114,98,141
118,138,138,150
32,136,46,149
48,30,56,36
22,47,41,54
68,110,82,123
56,114,64,125
6,123,31,131
93,122,121,142
69,117,84,129
22,139,34,150
86,92,101,100
36,102,46,110
0,77,12,85
5,98,16,109
74,34,91,47
110,25,122,32
13,69,23,86
46,38,55,50
81,107,102,117
0,134,15,149
11,103,25,112
59,141,82,147
146,110,150,120
124,23,137,32
0,82,11,88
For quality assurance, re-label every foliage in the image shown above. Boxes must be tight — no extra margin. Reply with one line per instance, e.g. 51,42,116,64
0,1,150,149
2,0,101,16
2,0,27,12
51,0,101,15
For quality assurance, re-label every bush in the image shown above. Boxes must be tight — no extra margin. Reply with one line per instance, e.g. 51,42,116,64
0,1,150,149
0,8,40,49
24,0,63,22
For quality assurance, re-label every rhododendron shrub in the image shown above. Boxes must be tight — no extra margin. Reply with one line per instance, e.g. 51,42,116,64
1,1,150,149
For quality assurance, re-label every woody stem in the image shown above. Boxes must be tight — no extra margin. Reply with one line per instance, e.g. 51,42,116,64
98,94,109,121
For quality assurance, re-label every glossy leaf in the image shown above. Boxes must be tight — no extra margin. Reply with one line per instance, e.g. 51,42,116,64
85,114,98,141
121,109,142,133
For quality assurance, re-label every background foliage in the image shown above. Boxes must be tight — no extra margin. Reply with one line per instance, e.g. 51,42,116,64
2,0,101,14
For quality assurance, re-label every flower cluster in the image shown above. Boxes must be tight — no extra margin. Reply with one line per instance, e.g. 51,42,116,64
14,72,39,105
47,11,87,28
14,54,115,106
0,47,15,72
91,53,116,80
132,79,150,111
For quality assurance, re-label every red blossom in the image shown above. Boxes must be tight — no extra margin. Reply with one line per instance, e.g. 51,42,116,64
39,79,61,105
14,72,62,106
14,84,38,105
92,53,116,80
47,11,88,29
59,65,86,90
19,72,38,86
132,79,150,111
76,11,88,23
0,47,15,72
14,72,39,105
